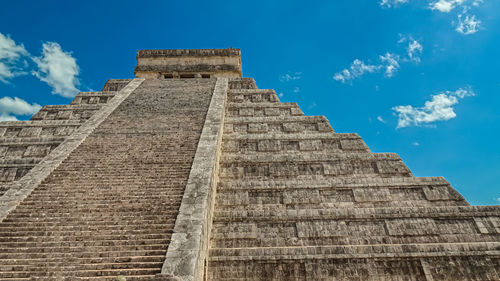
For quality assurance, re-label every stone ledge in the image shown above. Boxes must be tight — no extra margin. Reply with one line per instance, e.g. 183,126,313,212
138,48,240,58
209,242,500,261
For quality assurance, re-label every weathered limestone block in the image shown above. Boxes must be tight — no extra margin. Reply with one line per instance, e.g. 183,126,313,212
18,127,42,137
248,123,268,133
423,185,462,201
0,168,16,182
340,138,366,150
257,140,280,152
283,189,321,204
218,191,249,206
375,158,411,175
24,145,52,158
353,187,391,202
264,107,279,116
386,218,438,236
239,108,254,116
474,217,500,234
283,122,304,133
290,107,303,116
55,110,72,120
299,139,322,151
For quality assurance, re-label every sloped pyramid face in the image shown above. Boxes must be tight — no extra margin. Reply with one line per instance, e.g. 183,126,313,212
0,49,499,280
207,80,500,280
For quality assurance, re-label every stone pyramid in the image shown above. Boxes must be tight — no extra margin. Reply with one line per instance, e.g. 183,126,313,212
0,49,498,280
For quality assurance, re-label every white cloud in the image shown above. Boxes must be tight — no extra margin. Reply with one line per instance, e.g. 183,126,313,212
407,39,423,62
456,14,481,34
0,96,41,121
333,59,381,83
393,88,475,128
412,142,420,146
380,53,401,77
380,0,409,7
279,72,302,82
429,0,465,12
0,32,28,83
32,42,80,98
377,116,386,123
496,197,500,203
278,92,284,98
293,86,300,93
334,36,422,83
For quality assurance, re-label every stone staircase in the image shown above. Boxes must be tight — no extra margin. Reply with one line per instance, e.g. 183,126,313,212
0,79,130,197
0,79,216,280
207,81,500,280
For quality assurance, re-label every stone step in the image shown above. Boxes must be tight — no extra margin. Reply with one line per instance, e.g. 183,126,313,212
207,255,500,281
226,102,304,117
101,79,132,91
215,176,466,208
224,115,333,134
214,205,500,221
222,132,369,153
0,158,42,165
0,137,65,145
0,218,175,228
228,78,257,89
0,121,80,139
1,214,177,223
0,255,164,266
0,234,170,243
228,89,279,103
0,249,166,260
219,152,412,179
0,268,161,278
0,238,169,249
211,232,500,249
71,91,115,105
31,104,102,121
0,223,174,234
0,261,162,273
218,176,450,190
13,201,181,210
208,242,500,260
0,243,167,254
4,211,179,221
18,197,182,206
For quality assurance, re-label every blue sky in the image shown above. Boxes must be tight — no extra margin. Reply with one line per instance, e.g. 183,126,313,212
0,0,498,204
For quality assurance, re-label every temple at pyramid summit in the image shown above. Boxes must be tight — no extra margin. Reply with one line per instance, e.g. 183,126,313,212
0,48,499,280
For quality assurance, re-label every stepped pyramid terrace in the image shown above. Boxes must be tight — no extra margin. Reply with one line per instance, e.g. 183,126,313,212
0,48,499,281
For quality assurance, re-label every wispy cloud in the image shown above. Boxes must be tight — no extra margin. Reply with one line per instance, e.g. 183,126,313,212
0,96,41,121
429,0,465,13
406,38,424,62
412,142,420,146
279,72,302,82
380,53,401,77
32,42,80,98
456,14,481,34
377,116,386,123
383,1,484,35
333,59,381,83
380,0,409,7
392,88,475,128
334,36,422,83
293,86,300,93
0,33,29,83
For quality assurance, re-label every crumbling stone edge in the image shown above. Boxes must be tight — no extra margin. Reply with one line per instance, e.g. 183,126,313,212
159,78,228,281
0,78,145,222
